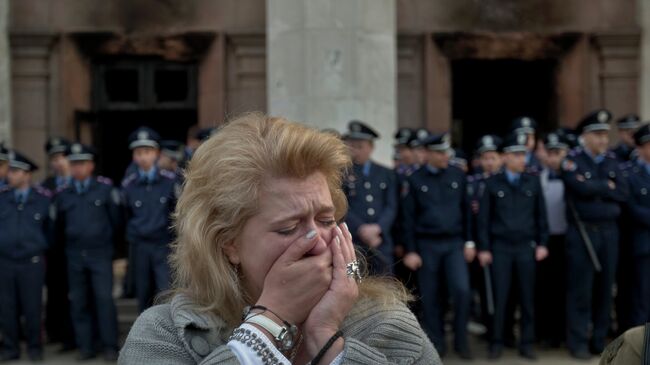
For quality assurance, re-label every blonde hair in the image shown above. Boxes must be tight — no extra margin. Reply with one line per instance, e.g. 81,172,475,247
170,113,409,329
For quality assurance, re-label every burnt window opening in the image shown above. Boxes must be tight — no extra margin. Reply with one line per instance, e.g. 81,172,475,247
94,59,196,110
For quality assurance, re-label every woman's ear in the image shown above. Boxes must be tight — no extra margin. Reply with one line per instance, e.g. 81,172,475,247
222,240,241,265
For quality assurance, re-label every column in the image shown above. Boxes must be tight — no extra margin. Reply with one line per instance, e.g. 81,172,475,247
267,0,397,165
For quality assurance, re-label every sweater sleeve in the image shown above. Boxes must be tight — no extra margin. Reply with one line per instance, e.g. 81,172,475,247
118,306,240,365
340,302,441,365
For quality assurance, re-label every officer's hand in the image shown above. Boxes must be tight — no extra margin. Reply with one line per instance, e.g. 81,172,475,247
576,174,585,182
608,180,616,190
471,200,480,214
369,235,383,248
478,251,492,267
358,224,373,244
394,245,405,258
403,252,422,271
535,246,549,261
464,247,477,263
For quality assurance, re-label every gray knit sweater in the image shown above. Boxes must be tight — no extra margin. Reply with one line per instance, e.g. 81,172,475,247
119,294,442,364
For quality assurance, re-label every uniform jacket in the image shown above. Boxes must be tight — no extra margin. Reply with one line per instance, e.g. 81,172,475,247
476,171,549,251
54,176,122,251
344,161,397,249
122,168,179,245
625,163,650,256
561,148,629,223
0,186,53,259
400,165,471,252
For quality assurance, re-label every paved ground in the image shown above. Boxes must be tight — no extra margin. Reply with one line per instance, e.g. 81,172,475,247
4,339,603,365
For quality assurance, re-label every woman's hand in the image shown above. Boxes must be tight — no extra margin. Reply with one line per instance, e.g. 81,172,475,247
303,223,359,359
255,230,333,325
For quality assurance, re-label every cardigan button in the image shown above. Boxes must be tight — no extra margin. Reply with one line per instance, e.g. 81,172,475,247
190,336,210,356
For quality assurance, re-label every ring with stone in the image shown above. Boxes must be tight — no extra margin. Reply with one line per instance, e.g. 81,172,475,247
346,260,361,283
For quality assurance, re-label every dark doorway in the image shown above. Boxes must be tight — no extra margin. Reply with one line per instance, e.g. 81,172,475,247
452,59,557,155
91,58,198,183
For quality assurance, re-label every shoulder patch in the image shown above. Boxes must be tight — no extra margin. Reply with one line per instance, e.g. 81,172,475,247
561,159,577,172
159,169,176,180
54,185,70,195
34,185,52,198
96,176,113,186
121,173,138,188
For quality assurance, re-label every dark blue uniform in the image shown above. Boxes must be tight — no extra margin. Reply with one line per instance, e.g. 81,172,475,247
54,176,121,356
626,162,650,325
122,168,179,312
40,175,76,349
0,186,52,359
344,161,397,274
561,148,629,354
477,171,549,352
401,164,472,354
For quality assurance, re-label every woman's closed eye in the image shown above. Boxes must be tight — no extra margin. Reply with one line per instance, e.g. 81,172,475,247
276,219,336,236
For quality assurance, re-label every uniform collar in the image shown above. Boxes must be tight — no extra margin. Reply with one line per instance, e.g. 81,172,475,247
425,164,440,175
74,177,92,194
584,148,605,164
139,167,158,183
14,187,31,203
56,175,72,188
505,169,521,184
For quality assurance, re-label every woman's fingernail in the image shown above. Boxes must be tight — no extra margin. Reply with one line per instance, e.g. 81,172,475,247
335,236,341,246
336,226,343,236
306,230,317,240
343,222,349,232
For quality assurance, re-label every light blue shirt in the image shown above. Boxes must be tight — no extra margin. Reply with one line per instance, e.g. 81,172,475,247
362,161,371,177
584,148,605,164
139,167,157,183
505,170,521,185
14,187,31,203
426,165,439,174
74,178,91,194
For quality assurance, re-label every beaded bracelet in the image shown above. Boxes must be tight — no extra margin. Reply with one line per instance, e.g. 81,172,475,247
230,327,283,365
310,330,343,365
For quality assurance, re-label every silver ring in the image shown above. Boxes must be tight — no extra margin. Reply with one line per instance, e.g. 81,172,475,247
346,260,362,283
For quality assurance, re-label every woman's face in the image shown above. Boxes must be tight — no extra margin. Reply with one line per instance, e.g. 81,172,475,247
228,172,338,302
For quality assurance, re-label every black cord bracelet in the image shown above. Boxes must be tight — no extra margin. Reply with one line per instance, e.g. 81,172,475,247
248,305,294,328
311,330,343,365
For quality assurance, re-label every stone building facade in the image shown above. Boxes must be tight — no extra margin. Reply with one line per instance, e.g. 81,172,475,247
0,0,645,179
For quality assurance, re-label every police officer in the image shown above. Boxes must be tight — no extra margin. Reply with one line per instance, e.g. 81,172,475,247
54,143,120,361
467,135,503,333
561,109,629,359
626,124,650,326
0,143,8,187
612,114,642,333
0,151,52,362
449,148,469,173
41,137,72,191
401,132,473,359
392,128,420,310
411,128,431,168
342,120,397,274
158,140,186,181
510,116,543,174
122,127,180,312
394,128,418,177
477,132,549,360
536,132,570,348
42,136,76,352
612,114,641,162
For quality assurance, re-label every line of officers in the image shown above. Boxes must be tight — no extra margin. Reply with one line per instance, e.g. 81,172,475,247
0,126,215,362
339,110,650,361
